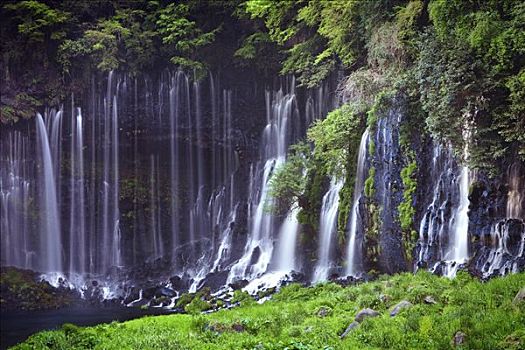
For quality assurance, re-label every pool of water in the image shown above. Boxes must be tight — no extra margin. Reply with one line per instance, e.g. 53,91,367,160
0,306,172,349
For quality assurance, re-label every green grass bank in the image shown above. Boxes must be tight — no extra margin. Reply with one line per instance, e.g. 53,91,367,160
12,271,525,350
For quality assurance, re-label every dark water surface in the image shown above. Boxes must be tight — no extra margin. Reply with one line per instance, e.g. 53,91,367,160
0,306,171,349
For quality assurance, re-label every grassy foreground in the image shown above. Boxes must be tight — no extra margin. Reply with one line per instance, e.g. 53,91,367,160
12,271,525,350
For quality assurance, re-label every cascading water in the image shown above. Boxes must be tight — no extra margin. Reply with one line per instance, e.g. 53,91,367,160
415,141,472,277
313,178,344,282
442,165,470,277
0,131,33,268
227,81,299,283
69,108,87,274
479,220,525,277
507,163,524,219
417,144,454,267
36,112,62,272
100,71,122,273
169,71,184,265
474,162,525,277
149,155,164,260
211,204,239,272
345,128,370,276
275,207,300,272
1,70,337,297
111,95,121,268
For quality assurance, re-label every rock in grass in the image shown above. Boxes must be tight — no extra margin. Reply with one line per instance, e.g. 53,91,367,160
390,300,413,317
512,287,525,305
231,323,245,332
452,331,466,347
424,295,437,304
340,321,360,338
317,306,332,318
355,308,380,322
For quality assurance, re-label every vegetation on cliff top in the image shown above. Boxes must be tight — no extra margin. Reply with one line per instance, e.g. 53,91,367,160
12,271,525,350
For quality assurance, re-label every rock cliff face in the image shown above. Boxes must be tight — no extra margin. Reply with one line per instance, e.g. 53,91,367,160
369,101,407,274
352,95,524,279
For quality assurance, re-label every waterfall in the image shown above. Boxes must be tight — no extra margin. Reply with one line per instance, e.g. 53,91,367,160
346,128,370,276
312,178,344,282
0,131,33,268
442,165,470,277
475,162,524,277
275,207,300,271
2,71,341,294
228,82,299,283
169,72,184,264
69,108,87,273
417,144,454,267
111,95,122,268
211,204,238,272
507,163,524,219
150,155,163,260
480,220,525,277
415,141,472,277
100,71,122,272
36,113,62,272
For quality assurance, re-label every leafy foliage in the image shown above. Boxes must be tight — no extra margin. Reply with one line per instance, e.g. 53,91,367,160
1,0,226,123
307,104,364,178
267,142,310,215
4,0,69,43
2,0,524,170
156,2,219,76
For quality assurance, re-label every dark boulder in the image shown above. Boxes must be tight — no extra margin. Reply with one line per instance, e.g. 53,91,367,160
169,275,190,292
200,270,229,292
229,279,249,290
249,247,261,266
156,287,177,298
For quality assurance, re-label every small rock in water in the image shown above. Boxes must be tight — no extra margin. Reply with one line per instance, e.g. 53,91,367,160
355,308,380,322
452,331,466,347
512,287,525,305
316,306,332,318
424,295,437,304
340,321,360,338
390,300,413,317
